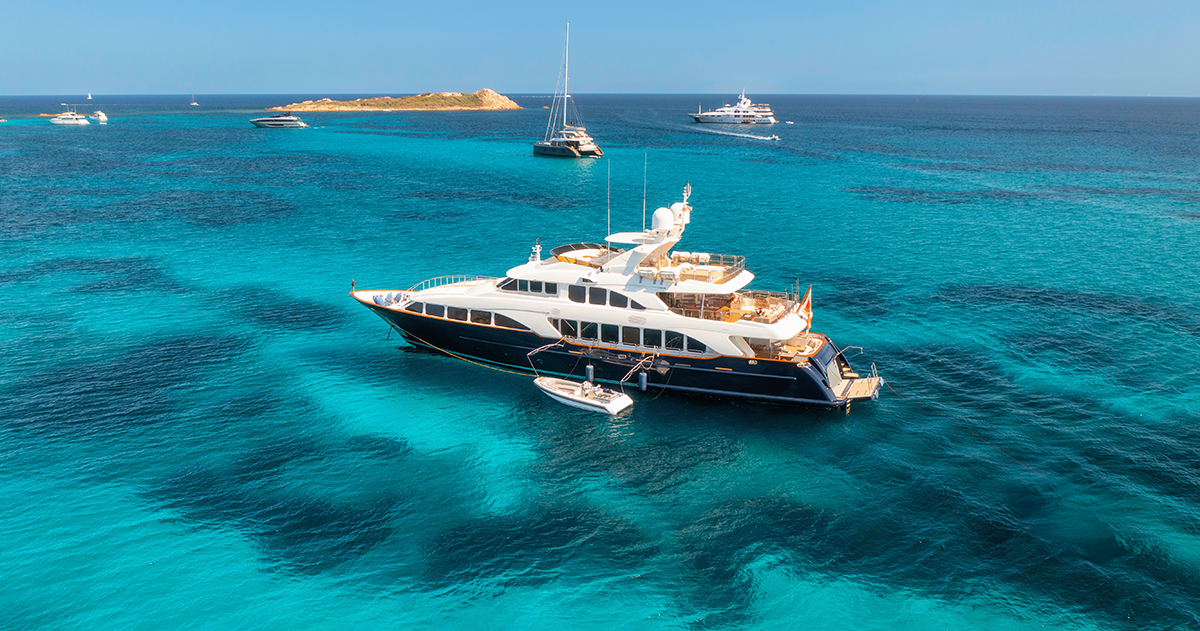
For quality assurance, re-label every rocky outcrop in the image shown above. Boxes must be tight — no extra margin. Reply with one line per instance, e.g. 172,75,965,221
269,89,520,112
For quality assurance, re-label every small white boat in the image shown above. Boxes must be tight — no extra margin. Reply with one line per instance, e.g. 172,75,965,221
250,113,308,128
89,110,108,124
534,377,632,414
87,93,92,100
190,95,199,106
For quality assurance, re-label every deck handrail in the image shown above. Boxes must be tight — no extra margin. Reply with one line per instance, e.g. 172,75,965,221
407,275,497,292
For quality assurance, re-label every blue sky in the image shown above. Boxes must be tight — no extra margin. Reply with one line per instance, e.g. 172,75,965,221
3,0,1197,96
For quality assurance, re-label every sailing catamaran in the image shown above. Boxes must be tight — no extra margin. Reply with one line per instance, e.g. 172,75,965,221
533,22,602,158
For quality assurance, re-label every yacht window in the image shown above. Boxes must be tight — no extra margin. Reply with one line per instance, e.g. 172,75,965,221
518,279,529,292
494,313,529,330
601,324,619,343
580,322,598,340
622,326,640,346
404,301,424,314
448,307,468,322
609,292,628,308
589,287,607,305
559,319,577,337
426,304,445,318
568,285,586,303
665,330,685,350
631,300,647,310
643,329,662,347
530,281,543,293
544,282,558,295
498,278,518,291
686,337,707,353
470,310,492,325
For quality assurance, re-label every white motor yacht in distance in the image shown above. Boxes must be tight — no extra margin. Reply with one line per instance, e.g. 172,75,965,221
250,112,308,128
49,104,90,125
690,90,777,124
351,184,881,409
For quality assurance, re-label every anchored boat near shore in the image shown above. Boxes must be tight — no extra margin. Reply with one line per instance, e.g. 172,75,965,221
351,184,881,408
533,22,602,158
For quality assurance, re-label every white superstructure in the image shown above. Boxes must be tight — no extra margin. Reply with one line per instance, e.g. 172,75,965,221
690,90,777,124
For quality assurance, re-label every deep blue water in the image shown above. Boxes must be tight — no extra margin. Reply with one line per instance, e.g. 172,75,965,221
1,94,1199,630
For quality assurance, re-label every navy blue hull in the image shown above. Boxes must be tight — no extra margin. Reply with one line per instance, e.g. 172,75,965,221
364,304,844,408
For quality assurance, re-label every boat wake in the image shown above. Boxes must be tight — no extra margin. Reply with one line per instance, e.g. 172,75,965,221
692,126,779,141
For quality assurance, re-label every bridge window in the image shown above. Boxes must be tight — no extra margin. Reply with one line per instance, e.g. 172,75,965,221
447,307,468,322
601,324,619,343
426,304,445,318
609,292,628,308
498,278,517,291
568,285,586,303
470,310,492,325
404,302,424,314
518,279,529,292
530,281,542,293
544,282,558,295
589,287,607,305
631,300,647,310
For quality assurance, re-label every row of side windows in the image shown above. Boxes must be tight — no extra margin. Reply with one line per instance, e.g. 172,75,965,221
497,278,558,296
403,302,530,330
566,285,646,310
549,318,706,353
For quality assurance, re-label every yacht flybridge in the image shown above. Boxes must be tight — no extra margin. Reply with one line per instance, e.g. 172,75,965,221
534,22,602,158
351,184,881,408
690,90,777,124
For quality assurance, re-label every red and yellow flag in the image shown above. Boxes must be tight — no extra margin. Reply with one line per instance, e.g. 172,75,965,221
799,285,813,333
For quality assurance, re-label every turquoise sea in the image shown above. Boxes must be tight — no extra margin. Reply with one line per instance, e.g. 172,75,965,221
1,94,1198,629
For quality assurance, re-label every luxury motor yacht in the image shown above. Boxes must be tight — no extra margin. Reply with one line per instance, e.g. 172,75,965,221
49,106,90,126
690,91,777,124
351,184,881,408
533,22,603,158
250,113,308,128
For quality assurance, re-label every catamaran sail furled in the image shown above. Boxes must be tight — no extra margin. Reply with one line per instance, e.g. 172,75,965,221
534,22,603,158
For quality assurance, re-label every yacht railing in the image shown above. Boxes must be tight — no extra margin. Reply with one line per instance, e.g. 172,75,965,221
660,289,799,324
407,275,496,292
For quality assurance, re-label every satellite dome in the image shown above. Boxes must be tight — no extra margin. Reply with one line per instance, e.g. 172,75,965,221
651,207,674,230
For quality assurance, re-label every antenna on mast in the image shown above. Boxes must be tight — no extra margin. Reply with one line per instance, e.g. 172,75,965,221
642,153,647,231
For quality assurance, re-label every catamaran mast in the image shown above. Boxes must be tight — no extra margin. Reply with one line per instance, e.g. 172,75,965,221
564,22,570,128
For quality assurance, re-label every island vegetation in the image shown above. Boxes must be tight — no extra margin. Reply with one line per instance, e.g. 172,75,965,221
269,88,520,112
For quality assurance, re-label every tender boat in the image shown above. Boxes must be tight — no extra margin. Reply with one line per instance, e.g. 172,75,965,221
533,22,602,158
89,111,108,124
49,106,90,126
351,183,882,409
534,377,633,414
250,113,308,128
690,91,777,124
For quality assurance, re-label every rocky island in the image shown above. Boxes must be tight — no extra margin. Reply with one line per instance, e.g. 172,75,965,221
270,88,520,112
